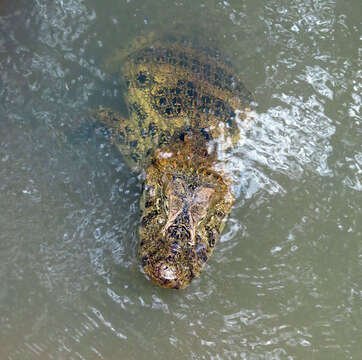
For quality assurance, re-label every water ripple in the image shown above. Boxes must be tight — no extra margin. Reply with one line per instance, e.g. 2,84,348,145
0,0,361,359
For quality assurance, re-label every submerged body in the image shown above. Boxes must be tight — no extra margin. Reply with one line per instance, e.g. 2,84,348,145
95,36,252,289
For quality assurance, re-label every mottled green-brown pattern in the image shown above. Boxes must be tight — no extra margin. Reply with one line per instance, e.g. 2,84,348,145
95,36,252,289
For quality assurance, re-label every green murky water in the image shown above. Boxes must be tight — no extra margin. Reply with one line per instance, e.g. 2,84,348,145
0,0,361,359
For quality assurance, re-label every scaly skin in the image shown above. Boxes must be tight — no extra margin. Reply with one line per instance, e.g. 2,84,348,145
139,135,234,289
95,37,252,289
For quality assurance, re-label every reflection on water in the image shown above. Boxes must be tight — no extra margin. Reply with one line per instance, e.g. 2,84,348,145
0,0,361,359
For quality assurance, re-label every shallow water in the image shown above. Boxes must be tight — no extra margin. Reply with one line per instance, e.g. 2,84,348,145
0,0,361,359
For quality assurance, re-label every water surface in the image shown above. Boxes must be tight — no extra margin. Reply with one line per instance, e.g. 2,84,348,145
0,0,361,359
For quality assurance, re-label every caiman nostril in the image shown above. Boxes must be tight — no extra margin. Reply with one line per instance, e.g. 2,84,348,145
157,262,178,281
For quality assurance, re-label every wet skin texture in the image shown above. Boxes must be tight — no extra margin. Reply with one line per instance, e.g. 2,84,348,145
95,36,252,289
139,137,234,289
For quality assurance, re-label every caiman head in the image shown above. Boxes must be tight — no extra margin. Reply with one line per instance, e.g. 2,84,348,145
139,136,234,289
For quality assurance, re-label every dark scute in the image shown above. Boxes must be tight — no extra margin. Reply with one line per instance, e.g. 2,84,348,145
198,251,208,263
171,241,181,254
180,212,190,223
141,210,159,227
119,131,125,140
131,153,140,162
137,72,147,84
140,127,147,137
168,57,176,65
208,236,215,247
201,95,210,104
148,122,157,136
130,102,147,120
215,100,225,109
206,227,216,247
167,225,191,241
159,131,170,144
172,97,181,105
188,182,197,191
200,128,210,140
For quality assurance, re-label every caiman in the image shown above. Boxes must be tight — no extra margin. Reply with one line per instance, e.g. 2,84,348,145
94,35,253,289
